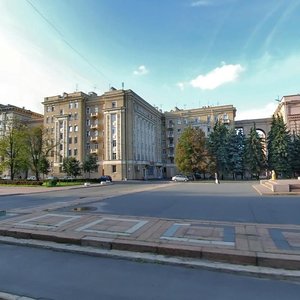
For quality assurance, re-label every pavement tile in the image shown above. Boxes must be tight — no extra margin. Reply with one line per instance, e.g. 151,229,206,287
235,236,249,251
248,237,264,252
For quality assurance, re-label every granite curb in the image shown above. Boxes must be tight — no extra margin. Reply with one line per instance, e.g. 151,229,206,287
1,226,300,271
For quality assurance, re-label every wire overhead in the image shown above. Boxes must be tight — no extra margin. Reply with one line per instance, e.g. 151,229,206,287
25,0,112,85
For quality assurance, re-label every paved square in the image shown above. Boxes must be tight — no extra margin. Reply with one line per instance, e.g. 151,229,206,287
160,223,235,246
75,217,148,236
15,214,81,229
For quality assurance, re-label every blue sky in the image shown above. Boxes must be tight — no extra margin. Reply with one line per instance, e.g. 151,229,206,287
1,0,300,119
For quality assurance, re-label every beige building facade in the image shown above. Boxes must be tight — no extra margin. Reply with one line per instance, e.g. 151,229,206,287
42,88,164,180
163,105,236,178
43,88,237,180
274,94,300,135
0,104,43,136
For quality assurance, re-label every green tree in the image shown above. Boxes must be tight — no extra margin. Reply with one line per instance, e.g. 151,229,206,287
290,133,300,177
208,121,229,179
175,126,214,176
267,115,292,178
244,125,266,179
38,155,50,179
82,154,98,178
0,119,28,180
62,157,81,178
227,129,245,179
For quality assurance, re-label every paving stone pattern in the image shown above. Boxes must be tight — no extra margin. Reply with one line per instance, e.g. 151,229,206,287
1,211,300,270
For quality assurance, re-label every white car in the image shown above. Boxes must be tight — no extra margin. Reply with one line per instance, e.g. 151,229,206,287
171,175,189,182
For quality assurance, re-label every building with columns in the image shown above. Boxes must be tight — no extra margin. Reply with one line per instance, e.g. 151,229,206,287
274,94,300,135
42,88,163,180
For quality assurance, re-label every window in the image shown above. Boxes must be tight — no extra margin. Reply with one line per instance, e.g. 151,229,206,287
86,143,90,150
60,109,64,115
69,102,73,109
69,126,73,132
86,107,90,114
74,113,78,120
51,106,55,112
112,153,117,160
59,144,63,150
86,119,90,126
69,137,72,144
112,101,117,108
60,133,63,139
74,102,78,109
74,149,78,156
74,136,78,144
68,149,72,156
74,125,78,132
112,140,116,147
86,131,90,137
112,165,117,173
111,113,117,122
46,117,49,124
47,106,51,112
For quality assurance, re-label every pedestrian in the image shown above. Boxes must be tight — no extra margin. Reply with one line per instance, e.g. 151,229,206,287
215,172,220,184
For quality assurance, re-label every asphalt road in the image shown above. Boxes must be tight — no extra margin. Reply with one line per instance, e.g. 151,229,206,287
0,243,300,300
1,181,300,224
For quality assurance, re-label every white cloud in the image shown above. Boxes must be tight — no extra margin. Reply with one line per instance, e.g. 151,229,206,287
191,1,212,7
133,65,149,76
177,82,185,91
190,63,244,90
236,102,278,120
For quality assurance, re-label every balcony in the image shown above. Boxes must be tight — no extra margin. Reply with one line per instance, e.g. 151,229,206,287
168,153,174,157
222,119,230,124
90,112,98,118
167,143,174,148
90,124,98,129
90,136,98,142
167,132,174,138
90,149,98,154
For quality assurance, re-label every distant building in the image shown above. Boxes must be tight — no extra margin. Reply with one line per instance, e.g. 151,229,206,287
42,88,236,179
0,104,43,136
163,105,236,177
274,94,300,135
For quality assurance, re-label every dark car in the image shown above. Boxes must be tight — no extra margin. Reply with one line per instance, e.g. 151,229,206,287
99,175,112,182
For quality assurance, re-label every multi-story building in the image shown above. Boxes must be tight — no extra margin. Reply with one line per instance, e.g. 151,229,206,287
0,104,43,136
0,104,43,178
163,105,236,177
274,94,300,135
42,88,164,180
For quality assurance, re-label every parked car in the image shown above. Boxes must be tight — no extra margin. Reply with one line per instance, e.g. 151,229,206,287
99,175,112,182
27,176,37,180
171,174,189,182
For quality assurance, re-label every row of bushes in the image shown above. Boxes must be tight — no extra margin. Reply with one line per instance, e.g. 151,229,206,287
0,179,44,186
0,178,102,186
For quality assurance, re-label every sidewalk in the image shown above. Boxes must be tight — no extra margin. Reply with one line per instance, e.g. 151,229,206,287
1,183,300,273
